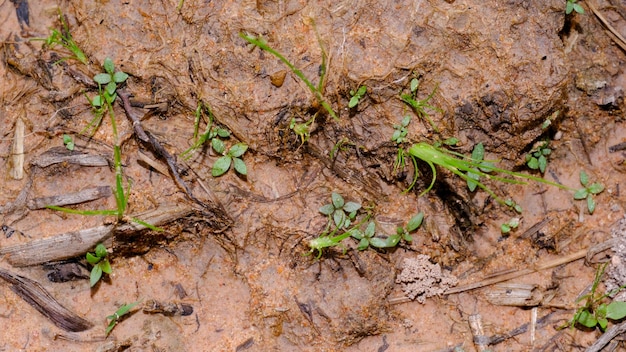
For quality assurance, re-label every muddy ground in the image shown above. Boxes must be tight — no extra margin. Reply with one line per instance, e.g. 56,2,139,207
1,0,626,351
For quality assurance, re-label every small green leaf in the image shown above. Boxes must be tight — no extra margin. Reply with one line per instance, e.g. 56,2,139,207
576,309,598,328
410,78,419,92
471,143,485,161
103,57,115,74
541,119,551,129
580,170,589,187
211,138,226,154
598,317,608,330
401,115,411,127
63,134,75,151
369,237,389,248
331,193,344,209
105,81,117,96
113,71,129,84
90,265,103,287
86,252,100,265
229,143,248,158
319,204,335,215
573,3,584,14
350,228,364,240
466,169,480,192
538,155,547,173
348,96,359,108
443,137,458,146
403,233,413,242
356,85,367,96
574,188,588,200
216,128,230,138
371,234,401,248
588,183,605,195
211,155,232,177
406,212,424,232
343,201,361,213
100,259,112,274
333,209,346,228
94,73,112,85
95,243,108,258
501,223,511,234
527,157,539,170
392,130,401,142
357,238,369,250
233,157,247,175
587,195,596,214
606,301,626,320
365,222,376,238
91,94,103,107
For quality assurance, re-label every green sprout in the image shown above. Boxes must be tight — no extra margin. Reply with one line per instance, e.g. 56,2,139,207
289,117,315,146
504,198,523,213
31,9,88,65
212,142,248,177
566,0,584,14
319,192,361,230
525,140,551,174
400,78,442,132
181,102,231,159
63,134,75,151
500,217,520,234
465,143,495,192
348,85,367,108
106,300,141,336
406,142,572,202
563,263,626,331
574,170,604,214
240,32,337,120
86,243,111,287
351,213,423,250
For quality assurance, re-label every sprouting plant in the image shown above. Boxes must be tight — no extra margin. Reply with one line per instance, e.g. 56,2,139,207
86,243,111,287
351,213,423,250
83,58,129,136
319,192,361,230
240,32,337,119
106,300,141,336
526,140,551,174
348,85,367,108
500,217,520,234
289,117,315,146
465,143,495,192
211,142,248,177
31,9,88,65
63,134,75,151
48,58,160,231
574,170,604,214
406,142,572,202
504,198,523,213
181,102,231,159
563,263,626,331
392,116,411,144
566,0,584,14
400,77,442,132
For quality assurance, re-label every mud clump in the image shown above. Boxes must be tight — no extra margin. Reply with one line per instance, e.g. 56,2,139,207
396,255,459,304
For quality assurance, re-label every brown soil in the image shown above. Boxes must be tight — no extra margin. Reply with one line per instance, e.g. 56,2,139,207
1,0,626,351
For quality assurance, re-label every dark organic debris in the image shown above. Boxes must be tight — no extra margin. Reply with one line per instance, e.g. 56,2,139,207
0,269,93,332
142,299,193,316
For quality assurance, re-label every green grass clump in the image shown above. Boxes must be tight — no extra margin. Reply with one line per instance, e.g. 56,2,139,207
31,9,88,65
400,78,441,132
106,300,141,336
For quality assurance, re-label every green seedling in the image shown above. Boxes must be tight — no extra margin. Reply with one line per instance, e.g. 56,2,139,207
240,32,337,120
106,300,141,336
504,198,523,213
465,143,495,192
181,102,231,159
406,142,572,202
564,263,626,331
392,116,413,175
48,58,160,232
574,170,604,214
400,78,442,132
31,9,88,65
212,142,248,177
319,192,362,230
566,0,584,14
289,117,315,146
86,243,111,287
351,212,423,250
500,217,520,234
63,134,75,151
348,85,367,108
525,140,551,174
